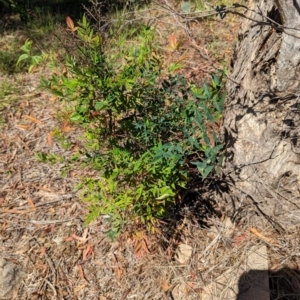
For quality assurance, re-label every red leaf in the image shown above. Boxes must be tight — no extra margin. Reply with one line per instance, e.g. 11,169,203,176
169,34,179,51
66,16,74,30
77,265,88,283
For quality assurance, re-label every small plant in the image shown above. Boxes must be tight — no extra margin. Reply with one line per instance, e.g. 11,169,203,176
0,0,29,22
32,15,225,235
0,78,20,114
52,128,72,150
16,39,45,73
34,152,63,164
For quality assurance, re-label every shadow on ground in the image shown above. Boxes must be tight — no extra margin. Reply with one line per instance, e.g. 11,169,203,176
237,267,300,300
0,0,89,32
159,175,228,250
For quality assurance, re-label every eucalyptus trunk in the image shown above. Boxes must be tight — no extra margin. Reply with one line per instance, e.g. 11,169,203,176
223,0,300,230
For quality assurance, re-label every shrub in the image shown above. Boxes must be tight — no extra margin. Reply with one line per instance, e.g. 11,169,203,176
22,14,225,236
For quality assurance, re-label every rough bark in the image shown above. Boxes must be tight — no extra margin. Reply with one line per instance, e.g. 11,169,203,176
223,0,300,231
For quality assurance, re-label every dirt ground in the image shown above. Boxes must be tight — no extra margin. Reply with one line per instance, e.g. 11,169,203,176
1,3,300,300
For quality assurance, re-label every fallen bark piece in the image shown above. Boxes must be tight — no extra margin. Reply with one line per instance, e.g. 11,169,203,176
175,244,193,264
0,258,25,300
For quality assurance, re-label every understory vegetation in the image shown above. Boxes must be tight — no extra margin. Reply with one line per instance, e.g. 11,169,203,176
3,0,229,237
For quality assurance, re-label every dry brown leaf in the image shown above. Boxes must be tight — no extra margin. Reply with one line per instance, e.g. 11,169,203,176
48,207,55,214
43,224,55,234
62,121,73,133
26,198,36,209
0,208,35,214
270,263,280,271
74,284,87,293
112,254,122,281
15,124,30,130
24,115,41,124
175,244,193,264
49,96,58,101
65,228,90,244
16,248,29,254
115,266,122,281
64,236,74,242
36,264,47,272
77,265,88,283
39,247,46,258
9,149,17,162
47,131,54,147
36,186,53,192
62,66,68,76
1,222,7,230
175,54,190,64
160,279,171,291
121,288,131,300
250,227,278,246
141,240,150,254
82,244,94,261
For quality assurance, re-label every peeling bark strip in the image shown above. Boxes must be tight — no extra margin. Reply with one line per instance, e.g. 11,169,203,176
223,0,300,229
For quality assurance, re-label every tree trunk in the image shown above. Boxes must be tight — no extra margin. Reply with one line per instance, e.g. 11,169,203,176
223,0,300,231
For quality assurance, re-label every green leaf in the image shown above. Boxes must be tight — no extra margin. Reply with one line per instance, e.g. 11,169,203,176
202,165,214,179
32,55,43,65
211,74,220,87
51,89,64,97
203,132,210,145
155,193,171,200
70,113,82,121
16,53,29,66
203,83,211,98
210,144,223,155
95,101,108,111
169,62,184,72
20,40,32,54
195,110,203,127
136,185,144,200
191,161,206,170
28,65,35,73
181,1,191,13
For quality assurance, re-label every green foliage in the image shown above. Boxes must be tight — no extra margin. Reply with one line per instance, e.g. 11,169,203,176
52,128,72,150
0,78,20,127
181,2,192,13
0,0,89,24
0,78,18,104
33,15,225,234
78,146,182,234
16,39,45,73
35,152,64,164
0,0,28,22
